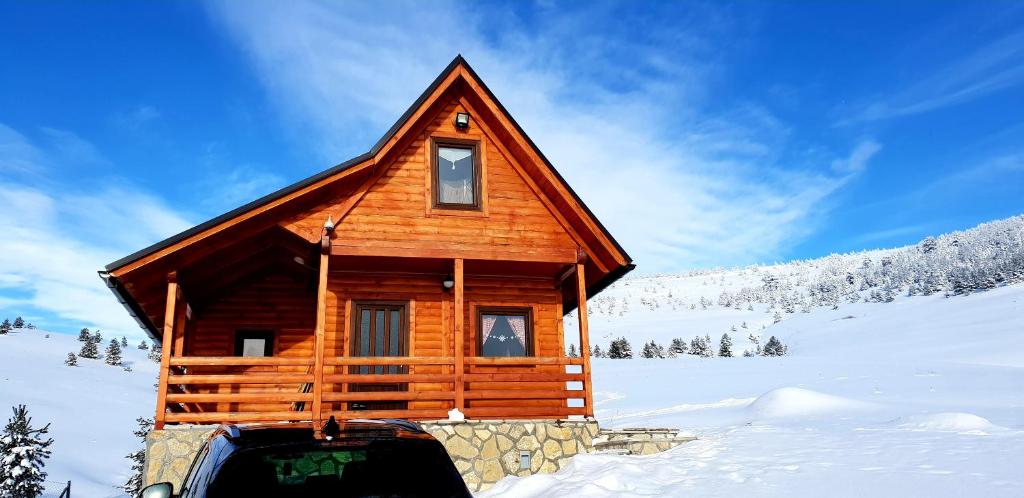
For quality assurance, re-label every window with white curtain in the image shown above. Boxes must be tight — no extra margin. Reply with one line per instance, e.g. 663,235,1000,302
478,308,533,357
433,140,479,209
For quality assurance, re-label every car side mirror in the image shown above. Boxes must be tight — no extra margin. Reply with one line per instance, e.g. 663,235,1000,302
141,482,175,498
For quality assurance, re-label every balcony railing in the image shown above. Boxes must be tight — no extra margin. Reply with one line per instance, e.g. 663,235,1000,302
159,355,587,425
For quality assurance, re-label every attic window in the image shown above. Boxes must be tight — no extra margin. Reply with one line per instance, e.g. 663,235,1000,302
433,140,480,209
234,330,274,357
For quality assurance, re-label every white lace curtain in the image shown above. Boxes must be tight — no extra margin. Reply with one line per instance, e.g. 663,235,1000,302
481,314,526,348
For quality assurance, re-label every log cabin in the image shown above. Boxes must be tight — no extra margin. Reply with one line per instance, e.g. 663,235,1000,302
101,55,636,490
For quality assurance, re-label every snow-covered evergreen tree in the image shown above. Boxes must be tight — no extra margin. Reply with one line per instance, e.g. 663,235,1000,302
763,336,788,356
138,341,149,350
668,338,688,356
0,320,10,335
79,337,99,359
566,344,578,358
12,317,24,329
104,339,123,366
607,337,633,359
91,331,102,344
77,328,91,342
719,333,733,357
64,353,77,367
641,341,665,358
123,417,153,497
0,405,53,498
147,344,162,363
689,335,714,357
120,336,128,348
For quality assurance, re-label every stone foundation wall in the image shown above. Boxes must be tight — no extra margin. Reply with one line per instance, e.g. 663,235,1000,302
421,419,600,492
144,426,215,488
142,419,603,493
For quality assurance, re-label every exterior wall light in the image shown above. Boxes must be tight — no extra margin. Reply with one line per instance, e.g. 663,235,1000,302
454,112,470,129
442,275,455,290
323,215,335,233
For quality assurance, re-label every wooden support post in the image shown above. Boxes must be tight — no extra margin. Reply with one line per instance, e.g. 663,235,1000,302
454,258,465,412
312,235,330,433
575,263,595,417
155,273,178,429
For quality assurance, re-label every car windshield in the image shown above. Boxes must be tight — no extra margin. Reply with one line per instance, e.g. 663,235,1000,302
206,438,469,498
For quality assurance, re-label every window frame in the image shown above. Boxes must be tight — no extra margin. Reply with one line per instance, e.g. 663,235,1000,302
233,329,274,357
476,306,535,357
431,137,482,211
349,301,410,358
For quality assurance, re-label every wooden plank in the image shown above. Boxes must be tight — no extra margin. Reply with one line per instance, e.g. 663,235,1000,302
462,406,587,418
464,357,583,366
323,373,455,383
170,357,313,366
463,389,582,400
324,409,451,421
331,243,577,264
166,393,313,403
167,374,314,385
326,356,453,366
454,258,465,411
313,235,330,430
576,263,594,417
463,372,584,382
322,391,455,402
164,411,311,423
155,276,177,429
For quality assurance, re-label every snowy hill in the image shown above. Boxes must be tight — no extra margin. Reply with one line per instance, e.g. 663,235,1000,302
486,284,1024,497
0,330,155,497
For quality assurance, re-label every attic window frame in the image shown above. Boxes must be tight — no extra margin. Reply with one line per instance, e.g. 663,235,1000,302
431,137,482,211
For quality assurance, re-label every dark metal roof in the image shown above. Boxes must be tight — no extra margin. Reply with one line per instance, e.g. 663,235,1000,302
100,55,634,337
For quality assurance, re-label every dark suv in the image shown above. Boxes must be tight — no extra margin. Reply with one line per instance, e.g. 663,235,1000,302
141,419,471,498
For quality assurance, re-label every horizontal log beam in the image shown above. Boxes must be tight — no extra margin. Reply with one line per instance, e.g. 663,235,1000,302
464,357,584,366
463,389,583,400
323,409,451,420
322,391,456,402
166,393,313,403
326,357,454,366
330,243,578,265
463,373,585,382
167,374,313,385
324,373,455,383
462,406,588,418
164,411,311,423
170,357,313,366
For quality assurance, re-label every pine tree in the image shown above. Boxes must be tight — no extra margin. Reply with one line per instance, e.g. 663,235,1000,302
763,336,788,356
138,341,149,350
641,341,659,358
64,353,77,367
12,317,24,329
25,324,34,330
591,345,604,358
79,337,99,359
689,335,714,357
567,344,578,358
0,320,10,335
668,338,688,356
77,328,91,342
607,337,633,359
719,333,733,357
0,405,53,498
120,336,128,348
123,417,153,497
104,339,123,366
148,343,162,363
91,331,102,344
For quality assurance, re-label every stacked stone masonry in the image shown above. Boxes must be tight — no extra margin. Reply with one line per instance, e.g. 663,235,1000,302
143,420,691,493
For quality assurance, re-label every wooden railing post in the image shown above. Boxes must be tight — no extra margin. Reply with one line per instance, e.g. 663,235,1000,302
453,258,465,412
312,235,330,433
575,263,594,417
155,273,178,429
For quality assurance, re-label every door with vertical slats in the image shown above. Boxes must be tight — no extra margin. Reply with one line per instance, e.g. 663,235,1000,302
349,302,409,410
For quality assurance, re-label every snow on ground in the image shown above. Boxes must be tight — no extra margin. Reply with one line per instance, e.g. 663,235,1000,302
0,331,154,497
482,284,1024,497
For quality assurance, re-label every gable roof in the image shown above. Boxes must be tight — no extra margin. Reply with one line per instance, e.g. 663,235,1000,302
100,55,634,338
104,55,630,272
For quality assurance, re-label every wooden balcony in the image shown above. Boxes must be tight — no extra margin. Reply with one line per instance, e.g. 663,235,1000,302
158,355,588,425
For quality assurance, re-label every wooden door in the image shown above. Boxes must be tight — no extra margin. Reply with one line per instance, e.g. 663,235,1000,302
349,302,408,410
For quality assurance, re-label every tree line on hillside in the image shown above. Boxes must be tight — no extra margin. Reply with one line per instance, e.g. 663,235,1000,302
567,333,787,359
65,328,161,370
0,316,35,334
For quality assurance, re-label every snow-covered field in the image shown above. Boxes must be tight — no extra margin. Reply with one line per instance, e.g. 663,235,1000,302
0,332,154,497
483,284,1024,497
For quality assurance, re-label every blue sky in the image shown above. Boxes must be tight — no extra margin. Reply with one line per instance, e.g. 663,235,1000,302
1,0,1022,338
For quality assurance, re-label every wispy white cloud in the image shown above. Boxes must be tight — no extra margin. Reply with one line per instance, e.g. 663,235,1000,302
210,0,877,270
0,123,191,339
113,105,162,130
839,30,1024,124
